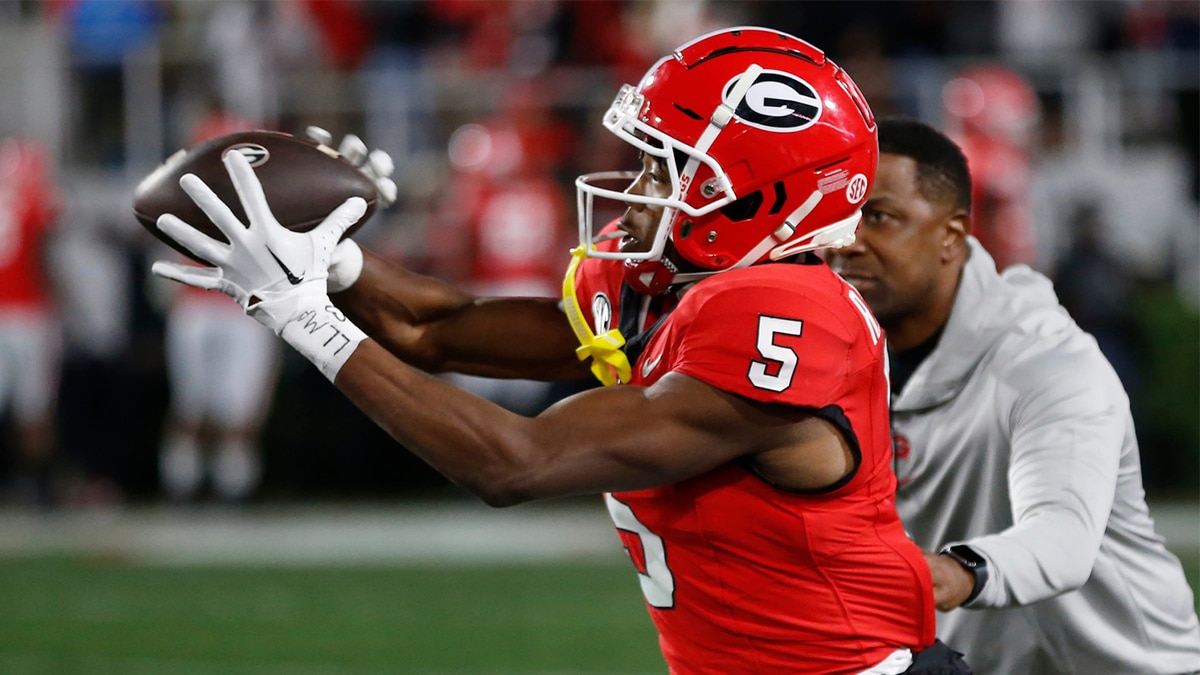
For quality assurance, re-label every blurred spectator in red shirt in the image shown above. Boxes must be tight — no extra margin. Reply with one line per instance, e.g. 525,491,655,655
943,65,1042,270
0,137,64,505
154,101,282,503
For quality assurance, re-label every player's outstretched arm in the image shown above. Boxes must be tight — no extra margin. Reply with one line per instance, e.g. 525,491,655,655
331,247,587,381
334,342,809,505
149,149,854,504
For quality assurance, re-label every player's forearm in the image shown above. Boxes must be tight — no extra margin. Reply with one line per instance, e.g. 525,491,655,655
332,347,744,505
332,340,609,505
331,249,475,362
332,249,587,379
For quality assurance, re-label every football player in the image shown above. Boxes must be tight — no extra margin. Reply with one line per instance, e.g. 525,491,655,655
0,136,63,505
941,65,1040,271
152,27,965,674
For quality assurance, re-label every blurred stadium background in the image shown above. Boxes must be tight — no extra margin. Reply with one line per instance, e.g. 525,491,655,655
0,1,1195,673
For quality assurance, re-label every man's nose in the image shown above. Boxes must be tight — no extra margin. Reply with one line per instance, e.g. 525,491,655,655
832,229,869,257
622,175,651,207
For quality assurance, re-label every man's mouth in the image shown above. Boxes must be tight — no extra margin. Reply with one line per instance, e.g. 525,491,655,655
618,234,646,253
833,269,877,290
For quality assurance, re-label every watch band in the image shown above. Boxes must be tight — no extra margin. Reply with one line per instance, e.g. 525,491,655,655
940,544,989,604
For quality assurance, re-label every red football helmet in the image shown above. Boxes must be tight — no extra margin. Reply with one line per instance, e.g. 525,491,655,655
575,26,878,284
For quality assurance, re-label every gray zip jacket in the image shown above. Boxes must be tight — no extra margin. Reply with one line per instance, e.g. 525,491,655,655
892,238,1200,674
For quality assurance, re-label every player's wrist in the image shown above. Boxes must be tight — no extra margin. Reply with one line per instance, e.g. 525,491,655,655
270,292,368,382
327,239,364,293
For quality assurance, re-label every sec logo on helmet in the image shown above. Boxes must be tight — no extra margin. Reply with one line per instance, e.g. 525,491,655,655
725,70,822,132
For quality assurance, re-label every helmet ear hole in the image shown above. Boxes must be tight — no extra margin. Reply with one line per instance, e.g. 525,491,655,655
719,190,764,222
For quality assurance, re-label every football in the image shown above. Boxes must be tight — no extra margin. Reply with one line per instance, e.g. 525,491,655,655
133,130,379,262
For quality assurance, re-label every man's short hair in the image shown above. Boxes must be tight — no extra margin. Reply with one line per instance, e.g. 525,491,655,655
877,117,972,212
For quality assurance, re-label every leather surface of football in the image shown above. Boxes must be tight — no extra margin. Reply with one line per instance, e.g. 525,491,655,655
133,130,379,262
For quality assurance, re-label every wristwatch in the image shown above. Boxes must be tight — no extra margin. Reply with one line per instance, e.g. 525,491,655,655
939,544,989,604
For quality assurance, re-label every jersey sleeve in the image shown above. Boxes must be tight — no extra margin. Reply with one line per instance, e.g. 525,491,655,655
669,274,860,408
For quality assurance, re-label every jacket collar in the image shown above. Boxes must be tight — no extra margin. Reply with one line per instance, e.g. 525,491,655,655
890,237,1061,411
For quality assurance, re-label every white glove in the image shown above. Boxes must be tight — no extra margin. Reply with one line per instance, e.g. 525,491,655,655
306,126,395,294
327,238,364,294
305,126,398,208
152,150,370,381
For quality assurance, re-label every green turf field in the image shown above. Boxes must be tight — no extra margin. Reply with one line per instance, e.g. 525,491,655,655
0,500,1195,675
0,557,663,675
2,554,1195,675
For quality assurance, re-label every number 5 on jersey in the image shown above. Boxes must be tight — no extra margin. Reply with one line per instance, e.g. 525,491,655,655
748,290,881,393
749,316,805,392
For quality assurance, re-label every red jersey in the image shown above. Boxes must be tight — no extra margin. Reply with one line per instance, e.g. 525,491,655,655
0,138,60,309
573,256,935,674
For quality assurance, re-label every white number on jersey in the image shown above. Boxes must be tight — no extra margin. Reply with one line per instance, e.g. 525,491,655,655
605,493,675,608
845,283,889,391
845,285,881,345
748,315,804,392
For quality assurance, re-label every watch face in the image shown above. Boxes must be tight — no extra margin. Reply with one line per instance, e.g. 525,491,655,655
946,545,986,567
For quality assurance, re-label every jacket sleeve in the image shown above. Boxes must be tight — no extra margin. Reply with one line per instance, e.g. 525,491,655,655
958,336,1127,607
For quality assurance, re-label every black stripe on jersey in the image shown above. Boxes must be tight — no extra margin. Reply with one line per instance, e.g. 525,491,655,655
739,404,863,495
619,283,671,367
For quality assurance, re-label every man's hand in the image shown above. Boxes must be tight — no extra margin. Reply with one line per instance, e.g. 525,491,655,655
923,549,977,611
151,149,367,333
304,126,395,294
305,126,397,208
152,149,372,382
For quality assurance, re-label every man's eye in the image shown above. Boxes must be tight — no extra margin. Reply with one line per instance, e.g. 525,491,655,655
862,209,888,225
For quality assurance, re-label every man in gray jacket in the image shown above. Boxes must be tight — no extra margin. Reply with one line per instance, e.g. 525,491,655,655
826,116,1200,674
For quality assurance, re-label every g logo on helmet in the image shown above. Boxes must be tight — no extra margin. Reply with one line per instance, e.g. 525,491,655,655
222,143,270,168
725,70,822,132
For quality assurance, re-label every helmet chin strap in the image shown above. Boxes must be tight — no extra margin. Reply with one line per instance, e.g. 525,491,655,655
769,209,863,260
623,252,682,296
723,189,862,267
562,247,633,385
726,190,825,269
663,187,859,285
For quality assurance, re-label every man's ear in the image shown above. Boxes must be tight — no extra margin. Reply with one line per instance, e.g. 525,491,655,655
941,211,970,262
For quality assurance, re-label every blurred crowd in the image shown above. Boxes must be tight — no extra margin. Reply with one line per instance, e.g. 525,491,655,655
0,0,1196,506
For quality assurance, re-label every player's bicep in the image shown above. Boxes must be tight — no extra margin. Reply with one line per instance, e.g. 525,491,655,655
527,372,772,493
